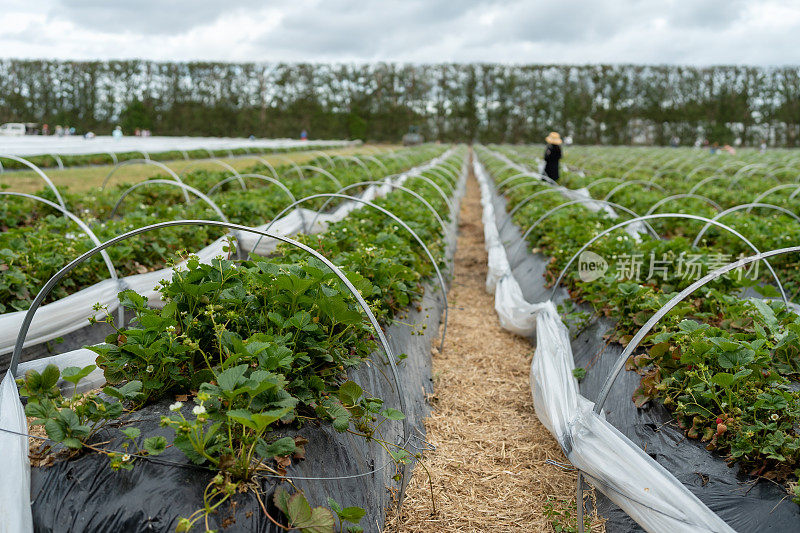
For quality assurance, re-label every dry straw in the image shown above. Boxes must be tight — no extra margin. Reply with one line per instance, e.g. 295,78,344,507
386,163,604,532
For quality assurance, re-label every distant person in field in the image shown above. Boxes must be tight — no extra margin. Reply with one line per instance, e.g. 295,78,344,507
112,125,123,139
300,129,308,141
543,131,563,182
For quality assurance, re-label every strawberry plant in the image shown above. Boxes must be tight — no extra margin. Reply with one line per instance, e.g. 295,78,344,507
18,363,168,467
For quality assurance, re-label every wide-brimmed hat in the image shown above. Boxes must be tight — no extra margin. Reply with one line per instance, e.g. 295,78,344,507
545,131,562,145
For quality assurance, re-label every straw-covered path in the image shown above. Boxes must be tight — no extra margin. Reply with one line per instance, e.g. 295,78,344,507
386,155,604,532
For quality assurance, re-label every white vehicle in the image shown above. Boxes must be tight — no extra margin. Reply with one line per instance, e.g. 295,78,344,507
0,123,26,136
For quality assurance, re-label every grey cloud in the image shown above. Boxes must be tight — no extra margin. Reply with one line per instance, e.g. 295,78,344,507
666,0,748,30
254,0,485,59
1,0,799,65
471,0,657,46
47,0,267,35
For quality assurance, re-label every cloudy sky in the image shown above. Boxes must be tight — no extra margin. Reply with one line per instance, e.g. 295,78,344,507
2,0,799,65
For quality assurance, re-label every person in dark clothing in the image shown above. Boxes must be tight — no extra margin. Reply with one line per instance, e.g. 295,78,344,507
543,131,563,181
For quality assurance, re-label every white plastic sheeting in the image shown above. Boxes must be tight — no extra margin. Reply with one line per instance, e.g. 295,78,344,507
474,156,734,533
476,161,547,336
0,136,353,158
0,373,33,533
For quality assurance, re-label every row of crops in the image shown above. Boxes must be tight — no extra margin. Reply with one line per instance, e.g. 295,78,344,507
1,142,467,532
0,148,435,316
476,144,800,531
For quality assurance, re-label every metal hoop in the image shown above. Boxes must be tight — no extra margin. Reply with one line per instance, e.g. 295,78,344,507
333,155,371,176
0,154,66,209
683,162,718,181
495,172,540,192
483,148,558,187
244,156,281,180
101,159,190,203
584,177,623,191
644,194,722,216
207,174,295,204
750,183,800,206
0,192,117,284
275,156,305,179
437,159,461,178
754,167,787,183
403,174,455,215
309,151,335,168
549,213,788,306
422,167,457,192
618,160,645,181
310,181,449,240
602,180,668,203
300,166,342,189
687,174,727,195
252,194,450,353
48,154,64,171
509,198,661,260
107,179,229,224
731,163,768,181
359,155,389,173
692,203,800,246
429,160,459,181
181,159,245,190
502,180,546,198
500,189,571,232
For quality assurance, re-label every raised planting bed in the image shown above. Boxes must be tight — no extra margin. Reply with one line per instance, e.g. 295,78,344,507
477,146,800,532
7,148,467,532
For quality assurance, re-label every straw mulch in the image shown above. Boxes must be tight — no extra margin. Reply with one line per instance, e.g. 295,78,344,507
385,160,604,532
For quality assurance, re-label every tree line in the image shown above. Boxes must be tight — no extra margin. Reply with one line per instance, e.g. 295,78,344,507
1,60,799,146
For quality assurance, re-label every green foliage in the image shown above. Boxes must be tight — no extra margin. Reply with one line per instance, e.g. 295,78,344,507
273,487,336,533
18,363,144,455
327,497,366,532
543,498,591,533
481,145,800,488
